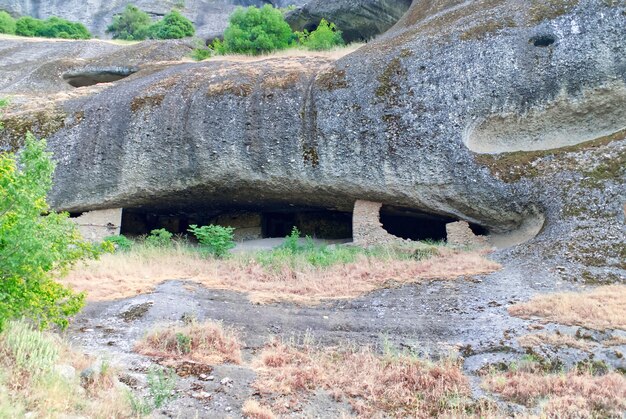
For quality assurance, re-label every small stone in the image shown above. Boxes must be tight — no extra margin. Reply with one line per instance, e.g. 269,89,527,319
54,364,76,381
225,407,232,412
199,373,208,380
207,375,215,381
220,377,232,385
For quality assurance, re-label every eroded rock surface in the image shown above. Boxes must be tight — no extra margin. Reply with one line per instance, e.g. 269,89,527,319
0,0,624,280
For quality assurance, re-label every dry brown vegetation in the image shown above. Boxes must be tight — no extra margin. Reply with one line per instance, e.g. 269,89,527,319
0,321,131,418
483,370,626,418
134,320,242,365
509,285,626,330
517,332,596,351
62,245,500,304
251,340,496,418
242,399,276,419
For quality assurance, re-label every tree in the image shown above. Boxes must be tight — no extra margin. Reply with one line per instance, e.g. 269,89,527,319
106,4,152,40
0,11,16,34
222,5,294,55
15,16,91,39
148,10,195,39
297,19,344,51
0,134,104,330
15,16,44,37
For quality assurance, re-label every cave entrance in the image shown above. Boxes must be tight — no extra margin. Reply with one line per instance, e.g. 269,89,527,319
379,205,487,242
120,207,353,241
62,68,137,88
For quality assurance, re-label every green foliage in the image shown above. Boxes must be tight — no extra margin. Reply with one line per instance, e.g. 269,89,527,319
148,10,195,39
127,366,176,415
144,228,173,248
1,320,59,374
0,134,102,330
281,226,303,253
15,16,91,39
0,97,8,130
0,11,16,34
222,5,294,55
187,224,235,258
104,234,133,252
147,366,176,408
175,332,191,354
297,19,344,51
106,4,152,40
191,47,211,61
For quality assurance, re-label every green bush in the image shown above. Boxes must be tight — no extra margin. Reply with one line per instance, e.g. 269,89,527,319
297,19,344,51
106,4,152,40
1,320,58,374
0,134,103,330
222,5,294,55
0,11,16,34
104,234,133,252
191,47,211,61
187,224,235,258
144,229,173,247
15,16,91,39
148,10,195,39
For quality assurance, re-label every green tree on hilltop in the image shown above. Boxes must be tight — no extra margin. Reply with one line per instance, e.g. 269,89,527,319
107,4,152,40
222,5,294,55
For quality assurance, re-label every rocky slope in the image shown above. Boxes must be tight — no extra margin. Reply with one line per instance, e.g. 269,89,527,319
0,0,624,281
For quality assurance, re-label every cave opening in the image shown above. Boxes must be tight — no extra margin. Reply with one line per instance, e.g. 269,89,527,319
379,205,487,242
120,207,353,241
531,35,556,47
62,68,137,88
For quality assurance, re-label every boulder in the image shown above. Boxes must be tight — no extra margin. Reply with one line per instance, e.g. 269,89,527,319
1,0,624,277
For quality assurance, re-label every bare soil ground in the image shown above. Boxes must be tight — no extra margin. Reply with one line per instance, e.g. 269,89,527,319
58,246,626,417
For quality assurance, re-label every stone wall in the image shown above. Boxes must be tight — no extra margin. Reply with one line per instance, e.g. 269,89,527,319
71,208,122,242
212,212,262,242
445,221,489,247
352,200,407,247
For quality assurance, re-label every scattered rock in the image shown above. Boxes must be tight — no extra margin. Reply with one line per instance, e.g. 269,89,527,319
119,301,153,322
54,364,76,381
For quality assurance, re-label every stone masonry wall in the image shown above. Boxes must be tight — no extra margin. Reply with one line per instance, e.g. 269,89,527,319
352,200,407,247
71,208,122,242
445,221,489,247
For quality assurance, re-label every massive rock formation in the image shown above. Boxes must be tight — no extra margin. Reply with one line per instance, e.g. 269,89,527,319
0,0,624,280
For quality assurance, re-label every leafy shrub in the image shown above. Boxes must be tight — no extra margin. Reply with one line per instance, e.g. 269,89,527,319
146,367,176,408
0,97,7,129
297,19,344,51
104,234,133,252
222,5,294,55
148,10,194,39
191,47,211,61
0,11,16,34
0,134,102,330
145,228,173,247
188,224,235,258
106,4,152,40
15,16,91,39
15,16,44,37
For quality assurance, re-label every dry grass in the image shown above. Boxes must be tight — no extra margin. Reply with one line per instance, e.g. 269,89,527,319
508,285,626,330
251,340,496,418
0,320,131,418
209,44,364,63
483,370,626,417
62,245,500,304
134,320,242,365
517,332,596,351
242,399,276,419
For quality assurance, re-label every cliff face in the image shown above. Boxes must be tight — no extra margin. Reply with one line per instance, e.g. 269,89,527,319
0,0,306,38
0,0,624,280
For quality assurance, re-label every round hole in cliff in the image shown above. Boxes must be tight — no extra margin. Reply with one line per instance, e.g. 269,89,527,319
380,205,486,242
62,68,137,88
530,34,556,47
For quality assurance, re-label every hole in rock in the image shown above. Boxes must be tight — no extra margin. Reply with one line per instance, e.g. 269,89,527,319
380,205,486,242
531,35,556,47
62,68,137,88
120,207,353,241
